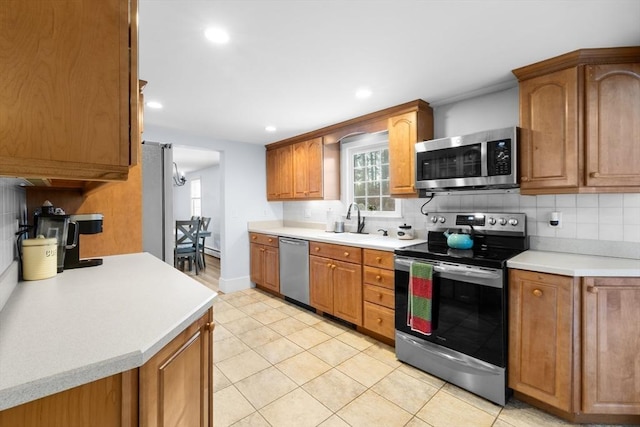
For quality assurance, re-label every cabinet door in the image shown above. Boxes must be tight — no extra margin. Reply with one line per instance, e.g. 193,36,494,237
266,149,279,200
508,270,578,412
0,0,135,181
277,145,294,199
388,112,418,196
582,277,640,415
585,63,640,188
262,246,280,293
333,259,362,326
250,243,264,284
306,138,324,198
140,309,213,427
309,255,334,313
293,141,309,198
518,67,579,192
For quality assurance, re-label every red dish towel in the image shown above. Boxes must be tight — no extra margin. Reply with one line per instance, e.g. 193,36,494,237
407,261,433,336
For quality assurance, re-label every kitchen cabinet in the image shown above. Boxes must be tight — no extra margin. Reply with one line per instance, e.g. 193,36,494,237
581,277,640,416
249,233,280,293
513,47,640,194
508,270,579,413
309,241,362,325
266,145,293,200
0,308,214,427
509,269,640,424
361,249,395,341
0,0,140,185
267,137,339,201
140,309,213,427
388,106,434,197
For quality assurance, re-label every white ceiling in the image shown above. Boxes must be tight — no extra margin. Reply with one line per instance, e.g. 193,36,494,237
139,0,640,157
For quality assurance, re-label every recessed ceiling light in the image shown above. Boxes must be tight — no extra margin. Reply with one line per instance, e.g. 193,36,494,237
265,125,277,132
205,27,230,44
355,87,372,99
146,101,163,109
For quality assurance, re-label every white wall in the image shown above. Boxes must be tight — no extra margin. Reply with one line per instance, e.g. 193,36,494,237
283,87,640,260
144,124,283,293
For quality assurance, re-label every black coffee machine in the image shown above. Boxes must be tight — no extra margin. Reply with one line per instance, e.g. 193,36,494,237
64,214,104,269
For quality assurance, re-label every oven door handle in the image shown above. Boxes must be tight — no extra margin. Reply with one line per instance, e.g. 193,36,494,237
434,265,501,280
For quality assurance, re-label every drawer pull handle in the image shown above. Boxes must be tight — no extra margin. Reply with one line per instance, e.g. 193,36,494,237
377,318,382,324
376,275,382,281
589,172,600,178
378,293,383,299
376,256,382,262
331,264,336,269
315,247,320,251
260,248,265,252
268,238,273,242
205,322,215,331
344,251,349,257
326,263,332,268
532,289,542,297
252,236,257,240
587,286,598,294
521,176,529,182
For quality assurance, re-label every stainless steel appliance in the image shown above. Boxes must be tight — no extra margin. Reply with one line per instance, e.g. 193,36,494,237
415,127,519,192
394,212,528,406
279,237,310,305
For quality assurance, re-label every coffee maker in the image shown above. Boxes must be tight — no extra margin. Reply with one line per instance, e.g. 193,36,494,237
64,214,104,269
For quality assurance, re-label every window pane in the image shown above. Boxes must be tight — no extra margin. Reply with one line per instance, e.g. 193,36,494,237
354,167,365,182
366,181,380,196
366,198,380,211
381,149,389,164
354,197,366,208
382,197,395,211
381,164,389,180
354,153,365,168
381,180,390,195
354,182,366,197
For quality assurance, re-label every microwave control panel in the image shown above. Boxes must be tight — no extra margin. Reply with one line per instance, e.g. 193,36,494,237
487,139,512,176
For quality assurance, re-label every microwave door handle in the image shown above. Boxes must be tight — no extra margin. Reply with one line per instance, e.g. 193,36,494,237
481,142,488,177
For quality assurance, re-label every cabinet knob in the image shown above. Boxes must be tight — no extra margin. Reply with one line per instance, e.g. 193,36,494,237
268,238,273,242
315,247,320,251
205,322,215,332
377,318,382,324
589,172,600,178
326,263,332,268
376,256,382,262
521,176,529,182
260,248,265,252
376,275,382,281
252,236,257,240
378,293,383,299
331,264,336,269
344,252,349,257
587,286,599,294
532,289,542,297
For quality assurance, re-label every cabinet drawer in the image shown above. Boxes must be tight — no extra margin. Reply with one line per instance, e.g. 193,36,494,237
309,241,362,264
363,266,394,290
363,249,394,270
363,284,395,309
363,302,395,340
249,233,279,247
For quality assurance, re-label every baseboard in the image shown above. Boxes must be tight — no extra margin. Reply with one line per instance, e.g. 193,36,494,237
204,247,220,258
219,275,252,294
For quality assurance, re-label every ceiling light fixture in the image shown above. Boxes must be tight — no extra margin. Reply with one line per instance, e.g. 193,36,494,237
204,27,230,44
265,125,277,132
146,101,163,109
355,87,372,99
173,162,187,186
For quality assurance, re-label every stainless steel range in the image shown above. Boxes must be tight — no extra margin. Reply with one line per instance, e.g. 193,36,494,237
394,212,528,406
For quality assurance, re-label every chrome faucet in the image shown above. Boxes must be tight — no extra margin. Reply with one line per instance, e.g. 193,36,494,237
346,203,366,233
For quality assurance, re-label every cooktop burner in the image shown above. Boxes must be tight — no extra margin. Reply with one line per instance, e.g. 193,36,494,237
395,212,529,268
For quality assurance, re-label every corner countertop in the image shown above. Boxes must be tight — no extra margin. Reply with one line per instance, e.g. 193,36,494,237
247,225,426,251
507,250,640,277
0,252,217,411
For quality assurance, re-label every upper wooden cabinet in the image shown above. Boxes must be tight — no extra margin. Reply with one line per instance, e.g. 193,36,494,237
0,0,139,184
265,99,433,201
513,47,640,194
388,107,433,197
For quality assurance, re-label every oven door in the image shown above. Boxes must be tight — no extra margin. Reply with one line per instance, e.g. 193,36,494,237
394,256,506,367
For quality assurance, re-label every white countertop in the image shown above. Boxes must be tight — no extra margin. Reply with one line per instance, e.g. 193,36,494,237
507,250,640,277
0,252,217,411
248,225,426,251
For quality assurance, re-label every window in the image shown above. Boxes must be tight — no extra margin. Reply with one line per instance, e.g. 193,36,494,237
341,132,400,217
190,178,201,217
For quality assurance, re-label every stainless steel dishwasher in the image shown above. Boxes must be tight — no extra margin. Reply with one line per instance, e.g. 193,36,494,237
278,237,309,305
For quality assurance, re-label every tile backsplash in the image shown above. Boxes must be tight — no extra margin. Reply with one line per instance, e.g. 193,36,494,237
283,192,640,259
0,178,27,309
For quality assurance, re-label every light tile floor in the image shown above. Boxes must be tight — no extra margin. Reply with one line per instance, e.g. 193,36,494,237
213,288,617,427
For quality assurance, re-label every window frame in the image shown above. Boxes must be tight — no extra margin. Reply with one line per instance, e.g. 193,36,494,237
340,131,401,218
190,177,202,217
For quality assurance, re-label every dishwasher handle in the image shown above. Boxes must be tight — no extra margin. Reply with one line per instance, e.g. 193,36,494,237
279,237,308,246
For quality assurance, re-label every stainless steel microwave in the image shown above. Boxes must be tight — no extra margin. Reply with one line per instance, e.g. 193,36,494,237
415,127,519,192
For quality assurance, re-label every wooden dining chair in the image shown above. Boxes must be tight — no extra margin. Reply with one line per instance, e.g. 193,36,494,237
174,219,201,275
199,217,212,268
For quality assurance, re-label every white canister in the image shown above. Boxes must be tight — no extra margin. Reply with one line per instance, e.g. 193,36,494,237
397,224,414,240
22,236,57,280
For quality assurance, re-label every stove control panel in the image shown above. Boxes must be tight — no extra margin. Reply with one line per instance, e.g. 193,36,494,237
426,212,526,236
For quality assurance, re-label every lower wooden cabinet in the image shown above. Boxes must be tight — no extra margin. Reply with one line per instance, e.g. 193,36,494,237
361,249,395,340
309,241,362,325
249,233,280,293
509,269,640,423
0,309,214,427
